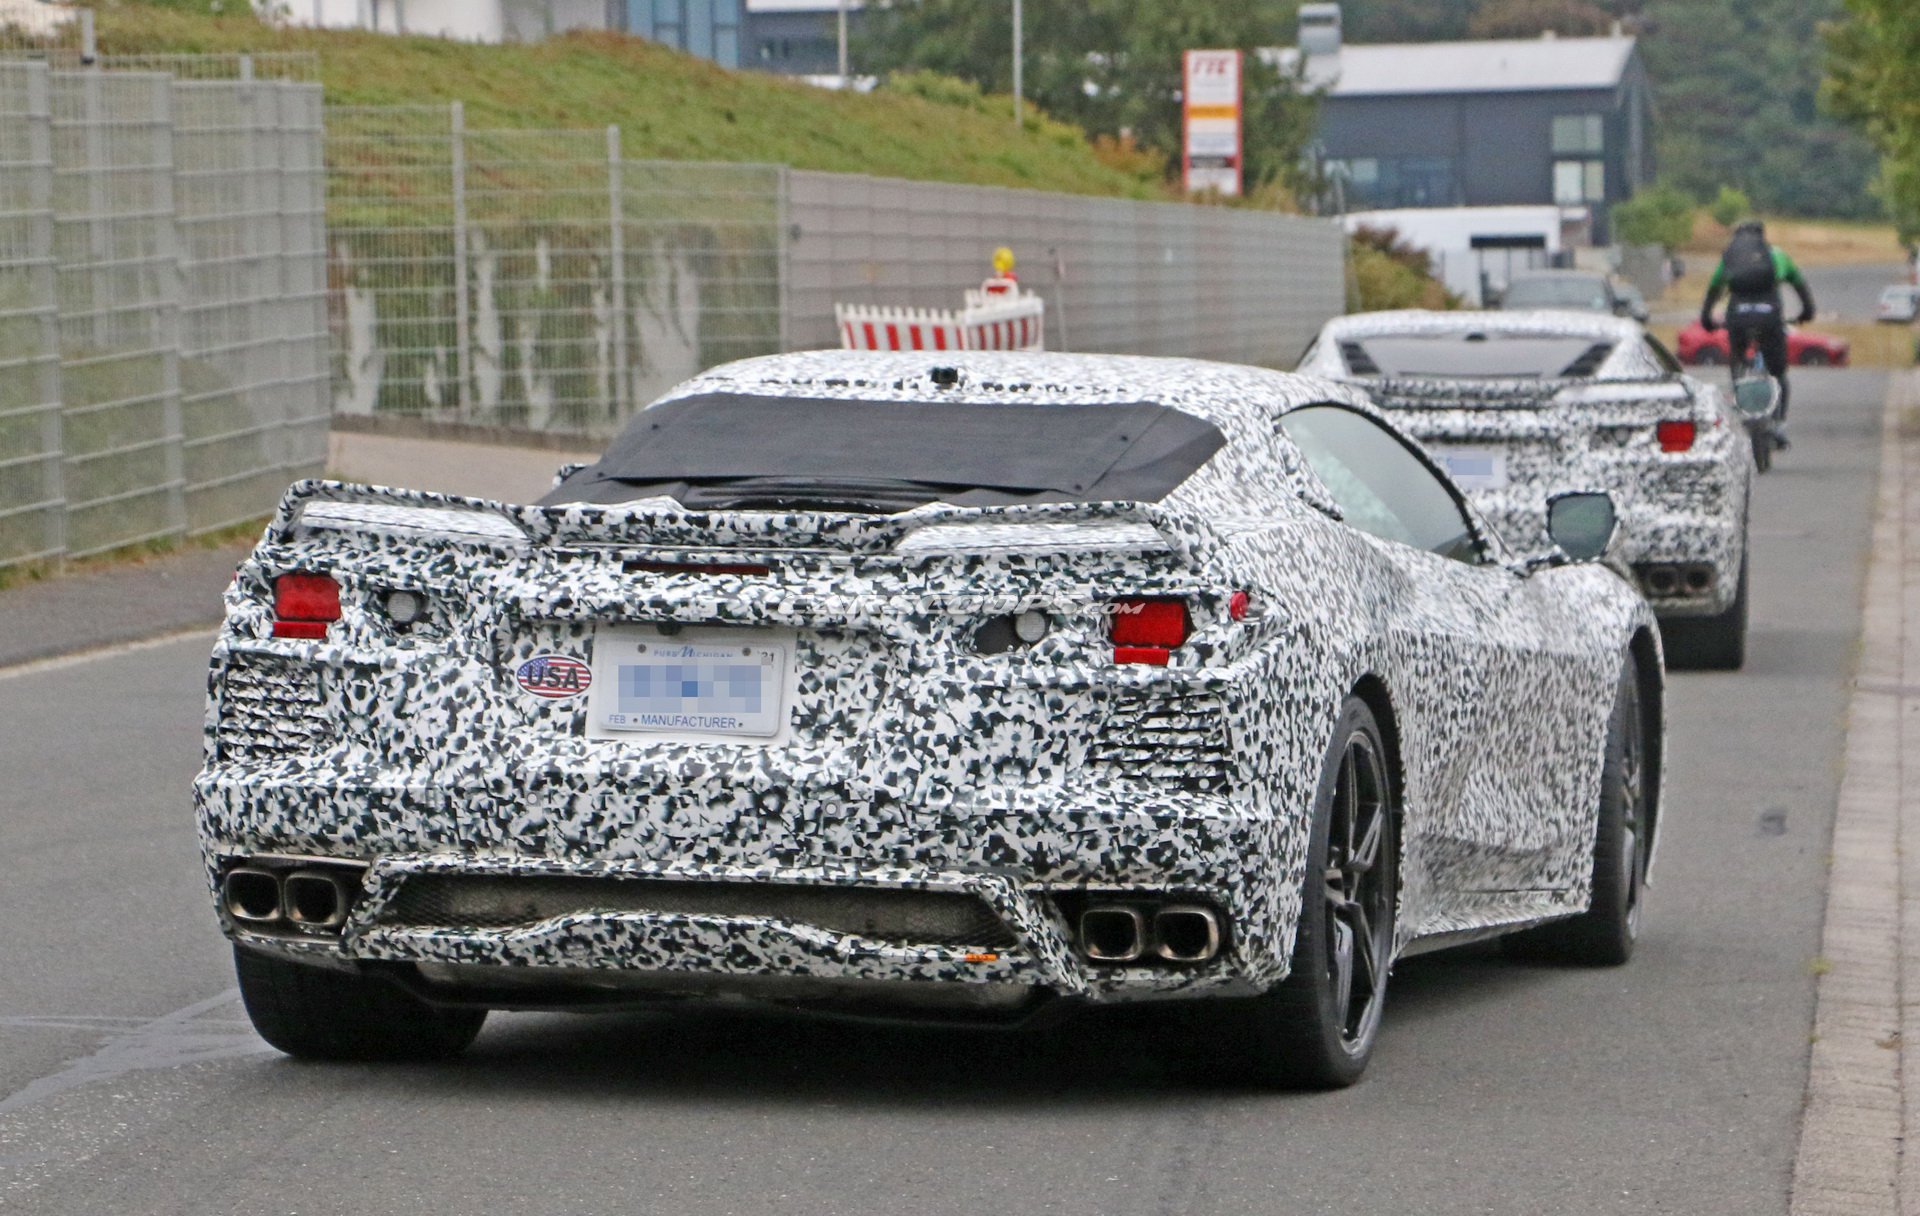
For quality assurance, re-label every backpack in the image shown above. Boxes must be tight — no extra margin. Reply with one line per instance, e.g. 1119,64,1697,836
1723,228,1778,296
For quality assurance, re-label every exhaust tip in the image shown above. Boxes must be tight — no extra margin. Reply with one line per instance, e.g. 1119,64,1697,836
223,868,283,924
1153,906,1222,963
1684,566,1715,593
1644,567,1679,596
283,871,351,928
1079,907,1146,963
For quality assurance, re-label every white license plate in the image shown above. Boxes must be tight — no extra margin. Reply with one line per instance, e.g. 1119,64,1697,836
1433,446,1509,491
588,626,791,741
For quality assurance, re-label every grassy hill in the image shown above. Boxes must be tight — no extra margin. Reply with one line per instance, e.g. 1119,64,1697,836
88,7,1167,199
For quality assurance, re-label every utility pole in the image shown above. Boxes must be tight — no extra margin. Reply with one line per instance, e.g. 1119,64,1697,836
837,0,849,82
1012,0,1023,125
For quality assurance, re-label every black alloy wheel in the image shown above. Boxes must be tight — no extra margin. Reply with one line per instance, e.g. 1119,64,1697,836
1503,663,1650,966
1231,697,1398,1088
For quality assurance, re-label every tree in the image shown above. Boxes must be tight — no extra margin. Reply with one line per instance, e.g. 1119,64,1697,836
1825,0,1920,241
1708,184,1751,227
1466,0,1612,39
1609,182,1695,248
1636,0,1880,219
1340,0,1477,43
858,0,1321,197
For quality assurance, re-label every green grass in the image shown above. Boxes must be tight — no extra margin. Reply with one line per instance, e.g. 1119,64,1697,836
91,9,1168,200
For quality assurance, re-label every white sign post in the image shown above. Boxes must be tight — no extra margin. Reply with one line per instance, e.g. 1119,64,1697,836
1183,49,1243,197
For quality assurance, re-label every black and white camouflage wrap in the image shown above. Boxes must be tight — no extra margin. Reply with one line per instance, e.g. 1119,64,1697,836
195,350,1662,1016
1299,310,1754,619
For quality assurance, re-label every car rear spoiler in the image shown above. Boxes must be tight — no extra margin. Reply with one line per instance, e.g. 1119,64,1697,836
1365,377,1569,410
267,480,1218,568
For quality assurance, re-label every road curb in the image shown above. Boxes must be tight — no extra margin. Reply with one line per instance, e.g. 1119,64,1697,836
1790,370,1916,1215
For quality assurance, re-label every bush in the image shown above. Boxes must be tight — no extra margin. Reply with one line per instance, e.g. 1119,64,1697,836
1611,183,1696,250
1709,185,1752,228
1348,226,1456,311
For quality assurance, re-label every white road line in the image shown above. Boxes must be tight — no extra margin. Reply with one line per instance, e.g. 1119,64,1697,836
0,627,213,683
0,990,270,1119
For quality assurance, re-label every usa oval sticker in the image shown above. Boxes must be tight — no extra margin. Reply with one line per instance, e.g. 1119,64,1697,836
516,653,592,699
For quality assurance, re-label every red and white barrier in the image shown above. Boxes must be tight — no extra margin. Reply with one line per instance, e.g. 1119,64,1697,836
837,290,1045,353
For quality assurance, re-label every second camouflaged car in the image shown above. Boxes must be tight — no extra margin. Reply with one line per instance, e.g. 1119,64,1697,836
197,351,1663,1089
1299,310,1755,668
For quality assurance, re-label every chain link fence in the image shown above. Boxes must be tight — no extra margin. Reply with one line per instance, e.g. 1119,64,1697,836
326,104,1344,441
327,104,783,435
0,55,328,571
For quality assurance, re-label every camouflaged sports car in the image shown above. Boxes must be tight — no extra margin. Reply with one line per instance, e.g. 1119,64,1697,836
1299,310,1755,669
196,350,1663,1088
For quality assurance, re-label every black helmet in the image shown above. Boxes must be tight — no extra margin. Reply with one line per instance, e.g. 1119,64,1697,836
1735,219,1766,238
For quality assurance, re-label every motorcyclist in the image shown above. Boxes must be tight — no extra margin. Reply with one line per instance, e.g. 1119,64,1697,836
1700,219,1816,447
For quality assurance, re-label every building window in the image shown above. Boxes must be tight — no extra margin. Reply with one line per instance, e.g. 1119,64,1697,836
1551,114,1605,156
1328,155,1456,208
1553,159,1606,205
1327,158,1379,187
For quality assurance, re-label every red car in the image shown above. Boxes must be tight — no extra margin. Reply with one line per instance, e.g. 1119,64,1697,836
1676,320,1851,367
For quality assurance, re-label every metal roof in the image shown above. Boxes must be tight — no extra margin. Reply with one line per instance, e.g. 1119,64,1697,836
1276,35,1637,97
745,0,867,12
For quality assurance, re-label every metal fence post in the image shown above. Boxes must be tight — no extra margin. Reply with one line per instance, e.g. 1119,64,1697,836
31,65,65,564
155,81,188,543
451,99,472,419
607,123,628,418
776,163,792,353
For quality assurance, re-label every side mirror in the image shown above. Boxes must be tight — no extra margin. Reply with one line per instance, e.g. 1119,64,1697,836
1545,491,1618,563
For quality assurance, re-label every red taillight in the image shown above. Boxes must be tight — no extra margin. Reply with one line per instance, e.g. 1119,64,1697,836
1656,420,1697,453
273,572,341,640
1111,597,1189,663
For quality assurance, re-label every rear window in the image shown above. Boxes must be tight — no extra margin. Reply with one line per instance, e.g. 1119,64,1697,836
544,392,1227,512
1341,334,1614,379
1501,277,1612,310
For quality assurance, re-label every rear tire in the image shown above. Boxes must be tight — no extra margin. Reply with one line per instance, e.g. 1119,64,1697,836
1227,697,1398,1089
1694,347,1725,366
1661,553,1748,671
235,947,486,1062
1800,349,1830,367
1501,662,1650,966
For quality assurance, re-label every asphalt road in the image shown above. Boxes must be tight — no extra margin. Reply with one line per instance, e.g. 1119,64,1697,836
0,369,1888,1215
1803,260,1910,323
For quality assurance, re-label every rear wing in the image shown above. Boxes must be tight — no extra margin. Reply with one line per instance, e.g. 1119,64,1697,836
267,480,1218,568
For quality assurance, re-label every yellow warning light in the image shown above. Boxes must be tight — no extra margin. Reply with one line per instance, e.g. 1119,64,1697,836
991,246,1016,276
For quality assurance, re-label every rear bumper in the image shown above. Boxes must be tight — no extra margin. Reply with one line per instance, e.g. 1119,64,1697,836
1479,491,1745,617
196,773,1293,1008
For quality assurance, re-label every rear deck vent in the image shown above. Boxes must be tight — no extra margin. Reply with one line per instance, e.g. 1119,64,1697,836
1558,342,1615,378
1339,341,1381,375
380,875,1018,948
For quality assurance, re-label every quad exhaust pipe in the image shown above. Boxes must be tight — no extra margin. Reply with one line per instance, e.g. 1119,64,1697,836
221,862,360,931
1077,902,1223,964
1637,563,1716,599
